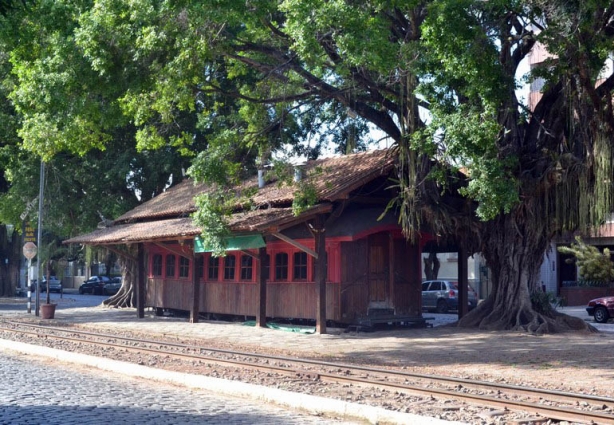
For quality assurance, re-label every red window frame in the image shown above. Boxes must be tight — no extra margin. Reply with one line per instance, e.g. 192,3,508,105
223,254,236,280
240,255,253,280
293,252,308,280
179,256,190,278
165,254,176,278
152,254,163,277
208,256,219,280
274,252,288,281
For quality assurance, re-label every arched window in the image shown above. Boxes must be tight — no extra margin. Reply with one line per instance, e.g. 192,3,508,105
166,254,176,277
152,254,163,276
179,256,190,278
208,256,219,280
224,255,236,280
240,255,253,280
275,253,288,280
293,252,308,280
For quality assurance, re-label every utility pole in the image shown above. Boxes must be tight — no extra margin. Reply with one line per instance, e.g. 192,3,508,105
35,161,44,317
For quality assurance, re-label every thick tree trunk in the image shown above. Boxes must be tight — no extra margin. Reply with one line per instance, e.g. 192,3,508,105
0,227,20,297
458,208,593,334
103,247,137,308
423,251,440,281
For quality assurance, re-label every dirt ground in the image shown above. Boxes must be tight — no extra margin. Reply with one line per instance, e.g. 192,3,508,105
298,326,614,397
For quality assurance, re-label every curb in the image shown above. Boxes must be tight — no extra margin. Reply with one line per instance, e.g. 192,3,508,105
0,338,465,425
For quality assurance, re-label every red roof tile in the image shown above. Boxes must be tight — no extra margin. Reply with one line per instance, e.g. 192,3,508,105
65,217,199,245
65,204,332,245
115,149,395,224
67,149,393,246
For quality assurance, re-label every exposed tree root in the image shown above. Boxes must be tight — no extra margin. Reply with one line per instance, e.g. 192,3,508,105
458,297,596,334
102,246,137,308
103,286,135,308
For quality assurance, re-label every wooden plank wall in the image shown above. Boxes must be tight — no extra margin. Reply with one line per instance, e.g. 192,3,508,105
203,282,256,315
145,237,419,323
146,278,191,310
146,278,341,321
265,282,339,320
339,238,369,322
393,239,422,316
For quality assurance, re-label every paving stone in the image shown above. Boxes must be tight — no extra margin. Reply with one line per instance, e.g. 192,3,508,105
0,351,355,424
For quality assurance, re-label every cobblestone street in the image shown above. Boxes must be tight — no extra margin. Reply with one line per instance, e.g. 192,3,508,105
0,350,355,425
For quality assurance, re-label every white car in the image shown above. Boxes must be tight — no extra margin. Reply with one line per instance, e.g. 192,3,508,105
40,276,62,293
422,280,478,313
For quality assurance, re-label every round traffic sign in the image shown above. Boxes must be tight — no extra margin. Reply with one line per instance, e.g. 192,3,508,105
23,242,37,259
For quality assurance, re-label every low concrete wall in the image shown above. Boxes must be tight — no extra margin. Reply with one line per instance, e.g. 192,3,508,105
61,276,86,289
560,286,614,306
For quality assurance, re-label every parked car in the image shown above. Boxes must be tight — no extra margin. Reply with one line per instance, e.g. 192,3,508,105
78,276,110,295
422,280,478,313
29,277,63,293
41,276,62,293
103,277,122,295
586,296,614,323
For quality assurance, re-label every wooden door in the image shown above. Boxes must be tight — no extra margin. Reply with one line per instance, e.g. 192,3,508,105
368,233,389,305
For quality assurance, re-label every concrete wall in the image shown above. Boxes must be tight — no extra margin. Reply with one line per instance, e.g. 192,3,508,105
421,252,487,298
539,243,558,294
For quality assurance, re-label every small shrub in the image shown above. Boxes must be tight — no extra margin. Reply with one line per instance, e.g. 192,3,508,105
558,236,614,282
531,290,560,314
577,279,611,287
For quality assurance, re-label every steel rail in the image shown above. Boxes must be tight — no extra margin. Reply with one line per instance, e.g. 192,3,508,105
6,320,611,406
0,327,300,376
2,320,614,424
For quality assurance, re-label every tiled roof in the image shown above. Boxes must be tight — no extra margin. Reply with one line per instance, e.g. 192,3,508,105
64,217,200,245
115,149,395,224
65,204,332,245
67,149,393,246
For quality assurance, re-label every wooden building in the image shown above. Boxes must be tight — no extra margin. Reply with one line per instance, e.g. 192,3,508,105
66,149,431,333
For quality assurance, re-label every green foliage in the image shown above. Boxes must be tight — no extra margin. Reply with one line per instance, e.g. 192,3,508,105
530,290,561,314
281,0,405,73
457,155,519,220
421,0,514,105
417,1,523,219
558,237,614,284
292,180,318,216
188,139,245,187
2,1,614,331
0,0,27,16
191,192,232,258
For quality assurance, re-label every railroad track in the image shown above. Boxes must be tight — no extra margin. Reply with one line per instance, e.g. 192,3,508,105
1,320,613,424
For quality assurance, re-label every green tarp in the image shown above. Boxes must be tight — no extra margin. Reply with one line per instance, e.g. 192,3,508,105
194,234,266,253
243,320,316,334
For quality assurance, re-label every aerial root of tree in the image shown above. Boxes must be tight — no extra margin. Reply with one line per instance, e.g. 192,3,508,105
103,286,134,308
102,247,137,308
458,297,596,334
